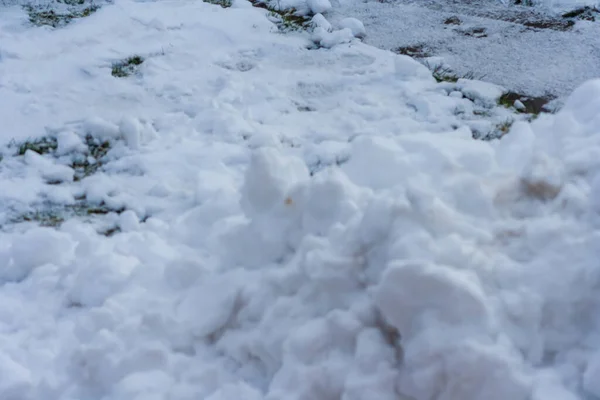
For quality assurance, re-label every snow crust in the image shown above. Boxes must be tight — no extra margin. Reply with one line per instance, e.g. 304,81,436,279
1,1,600,400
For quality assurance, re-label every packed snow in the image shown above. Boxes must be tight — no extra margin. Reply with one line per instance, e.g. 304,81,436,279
1,0,600,400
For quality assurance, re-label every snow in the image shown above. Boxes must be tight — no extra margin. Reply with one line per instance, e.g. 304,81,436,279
307,0,332,15
456,78,507,107
311,12,332,31
514,99,526,111
540,0,600,8
1,0,600,400
394,55,437,82
326,0,600,100
312,26,355,48
337,17,366,38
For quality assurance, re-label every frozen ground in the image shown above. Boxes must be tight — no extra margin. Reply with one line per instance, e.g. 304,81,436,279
2,1,600,400
327,0,600,101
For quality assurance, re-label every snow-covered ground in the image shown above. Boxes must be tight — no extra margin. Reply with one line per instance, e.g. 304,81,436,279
327,0,600,101
2,1,600,400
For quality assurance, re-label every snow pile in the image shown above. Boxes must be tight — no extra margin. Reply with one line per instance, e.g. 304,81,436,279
1,0,600,399
456,78,506,108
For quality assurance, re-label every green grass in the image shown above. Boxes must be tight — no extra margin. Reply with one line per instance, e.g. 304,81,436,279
423,61,478,83
203,0,233,7
250,1,309,31
494,119,514,139
202,0,308,30
11,201,125,228
112,55,145,78
14,210,65,227
267,9,309,31
25,4,99,28
16,136,58,156
72,135,112,180
11,134,111,181
497,93,515,109
4,132,129,233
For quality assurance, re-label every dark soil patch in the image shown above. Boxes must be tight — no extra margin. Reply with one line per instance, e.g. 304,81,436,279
498,91,555,114
523,19,574,31
562,6,599,21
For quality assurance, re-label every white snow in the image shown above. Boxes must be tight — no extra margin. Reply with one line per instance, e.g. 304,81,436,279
56,131,86,156
118,117,143,150
1,1,600,400
307,0,332,15
457,78,507,107
338,17,366,38
514,99,526,111
311,13,332,31
325,0,600,100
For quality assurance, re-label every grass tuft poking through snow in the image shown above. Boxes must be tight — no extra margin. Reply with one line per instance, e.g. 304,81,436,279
111,55,144,77
250,1,309,31
203,0,309,29
494,118,514,137
267,9,309,31
9,201,125,230
2,132,126,231
203,0,232,8
25,4,99,28
15,136,58,156
393,44,430,58
10,202,123,228
10,134,112,181
71,135,111,181
423,61,479,83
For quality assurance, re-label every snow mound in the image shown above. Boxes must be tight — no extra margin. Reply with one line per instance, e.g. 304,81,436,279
2,0,600,400
338,17,366,38
312,27,356,48
307,0,332,14
457,78,507,108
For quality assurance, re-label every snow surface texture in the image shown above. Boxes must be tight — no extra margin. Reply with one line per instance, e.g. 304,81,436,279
326,0,600,101
2,1,600,400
